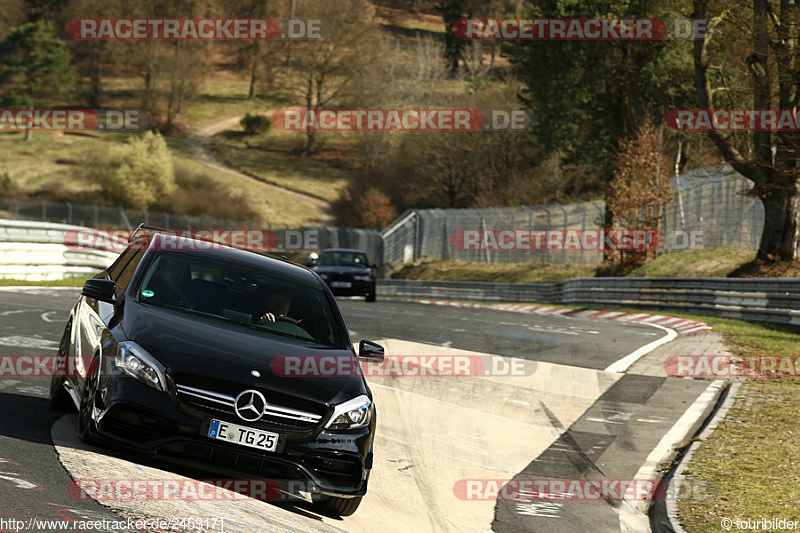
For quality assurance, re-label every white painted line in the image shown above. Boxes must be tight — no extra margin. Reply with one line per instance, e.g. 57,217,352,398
618,380,724,532
0,335,59,350
516,500,563,518
40,311,59,322
0,472,38,490
665,382,739,533
604,323,678,373
0,309,43,316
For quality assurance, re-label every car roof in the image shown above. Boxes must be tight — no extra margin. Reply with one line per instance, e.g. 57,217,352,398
148,233,323,287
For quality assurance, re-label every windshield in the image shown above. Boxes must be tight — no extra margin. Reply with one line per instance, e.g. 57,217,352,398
318,251,369,267
138,253,343,348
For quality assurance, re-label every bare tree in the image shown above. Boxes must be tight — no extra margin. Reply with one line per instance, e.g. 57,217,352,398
291,0,378,154
693,0,800,261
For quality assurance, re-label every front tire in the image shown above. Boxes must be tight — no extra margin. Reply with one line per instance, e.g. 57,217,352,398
49,374,72,411
365,291,376,303
314,495,363,517
77,359,100,444
49,324,73,411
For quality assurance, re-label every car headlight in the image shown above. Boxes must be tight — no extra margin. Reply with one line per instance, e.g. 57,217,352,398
114,341,167,391
325,395,372,430
353,275,372,281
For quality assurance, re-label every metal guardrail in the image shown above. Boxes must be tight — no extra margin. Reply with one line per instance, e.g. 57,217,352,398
3,218,800,327
378,278,800,326
0,219,120,280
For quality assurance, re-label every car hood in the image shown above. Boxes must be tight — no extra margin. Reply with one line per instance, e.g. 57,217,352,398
121,301,366,407
313,265,372,275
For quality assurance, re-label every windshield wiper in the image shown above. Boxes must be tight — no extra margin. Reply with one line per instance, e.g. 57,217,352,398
245,324,335,346
146,302,230,323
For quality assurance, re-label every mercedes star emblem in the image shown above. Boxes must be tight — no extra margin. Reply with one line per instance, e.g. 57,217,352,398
234,389,267,422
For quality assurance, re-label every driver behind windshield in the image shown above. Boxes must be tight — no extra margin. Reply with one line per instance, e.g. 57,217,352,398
255,291,293,324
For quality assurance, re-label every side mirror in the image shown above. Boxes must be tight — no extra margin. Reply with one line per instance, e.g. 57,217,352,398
358,340,384,361
82,279,117,304
306,252,319,267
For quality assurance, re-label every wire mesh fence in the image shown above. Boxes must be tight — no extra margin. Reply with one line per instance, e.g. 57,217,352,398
381,165,764,268
0,198,264,230
0,198,384,264
0,164,764,270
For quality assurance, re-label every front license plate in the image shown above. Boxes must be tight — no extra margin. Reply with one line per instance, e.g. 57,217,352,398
207,419,279,452
330,281,352,288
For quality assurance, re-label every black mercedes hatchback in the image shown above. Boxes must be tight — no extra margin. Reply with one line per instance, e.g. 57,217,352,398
49,226,384,516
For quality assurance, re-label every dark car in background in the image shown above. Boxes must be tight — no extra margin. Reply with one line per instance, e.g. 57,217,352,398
49,227,385,517
307,248,377,302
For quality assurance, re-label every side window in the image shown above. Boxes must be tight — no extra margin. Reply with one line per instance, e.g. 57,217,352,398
114,249,146,298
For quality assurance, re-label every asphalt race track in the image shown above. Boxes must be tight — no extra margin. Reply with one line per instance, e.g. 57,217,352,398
0,288,712,533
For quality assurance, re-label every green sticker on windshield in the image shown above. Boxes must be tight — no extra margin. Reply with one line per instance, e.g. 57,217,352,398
141,290,154,298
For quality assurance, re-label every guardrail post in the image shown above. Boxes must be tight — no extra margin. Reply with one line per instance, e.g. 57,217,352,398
42,200,47,221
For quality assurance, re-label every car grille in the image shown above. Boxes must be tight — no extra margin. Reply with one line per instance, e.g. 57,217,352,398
174,377,326,434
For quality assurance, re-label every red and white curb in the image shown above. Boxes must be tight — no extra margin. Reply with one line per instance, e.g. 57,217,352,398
409,300,713,336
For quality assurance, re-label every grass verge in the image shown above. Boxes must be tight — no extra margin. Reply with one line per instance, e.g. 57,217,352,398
208,130,351,203
674,315,800,531
392,248,759,282
391,259,597,283
549,305,800,530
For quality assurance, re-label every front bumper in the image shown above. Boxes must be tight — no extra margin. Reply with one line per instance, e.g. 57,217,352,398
323,280,375,297
88,374,374,499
